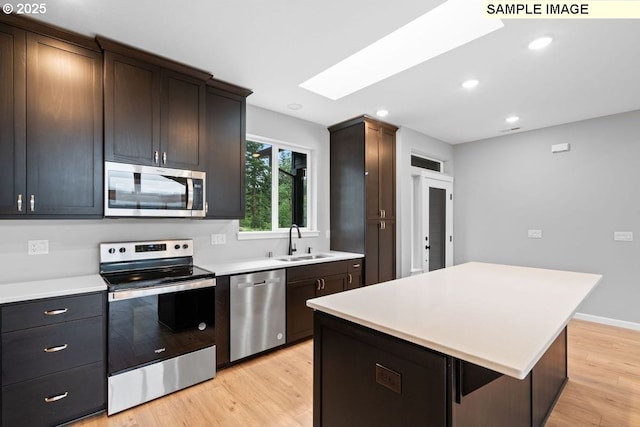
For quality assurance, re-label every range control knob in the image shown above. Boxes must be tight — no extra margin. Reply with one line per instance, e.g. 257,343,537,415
174,244,180,250
119,247,126,253
183,244,189,249
108,248,116,254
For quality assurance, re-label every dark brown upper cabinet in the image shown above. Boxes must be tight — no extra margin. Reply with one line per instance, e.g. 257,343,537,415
329,116,397,285
99,37,209,171
204,81,251,219
0,17,103,218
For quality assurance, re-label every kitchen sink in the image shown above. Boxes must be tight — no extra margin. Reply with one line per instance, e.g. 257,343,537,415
276,254,333,262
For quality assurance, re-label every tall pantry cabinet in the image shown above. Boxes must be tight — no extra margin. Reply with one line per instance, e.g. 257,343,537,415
329,116,397,286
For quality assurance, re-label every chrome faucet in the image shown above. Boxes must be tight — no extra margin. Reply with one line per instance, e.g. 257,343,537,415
288,224,301,255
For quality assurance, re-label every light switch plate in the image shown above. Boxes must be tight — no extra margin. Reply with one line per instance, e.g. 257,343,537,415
613,231,633,242
527,229,543,239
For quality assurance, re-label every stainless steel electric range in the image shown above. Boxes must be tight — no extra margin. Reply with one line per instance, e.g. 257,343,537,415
99,239,216,415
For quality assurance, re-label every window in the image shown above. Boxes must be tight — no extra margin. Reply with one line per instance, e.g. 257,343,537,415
411,154,443,173
240,137,310,233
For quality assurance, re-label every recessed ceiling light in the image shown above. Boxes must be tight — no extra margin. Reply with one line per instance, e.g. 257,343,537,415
506,116,520,124
299,0,504,100
376,109,389,118
462,79,479,89
287,103,303,110
528,36,552,50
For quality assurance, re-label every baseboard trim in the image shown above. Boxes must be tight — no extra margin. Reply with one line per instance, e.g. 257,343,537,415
573,312,640,331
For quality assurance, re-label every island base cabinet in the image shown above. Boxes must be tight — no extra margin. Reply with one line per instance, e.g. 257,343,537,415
2,362,105,427
452,328,568,427
313,312,448,427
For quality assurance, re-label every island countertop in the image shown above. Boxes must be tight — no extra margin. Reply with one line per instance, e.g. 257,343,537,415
307,262,601,379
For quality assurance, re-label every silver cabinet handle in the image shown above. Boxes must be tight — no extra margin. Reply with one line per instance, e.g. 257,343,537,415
154,151,159,164
380,221,386,230
352,263,361,268
321,278,326,290
162,152,167,165
44,344,68,353
30,194,35,212
316,279,321,291
348,273,352,284
44,392,68,403
205,201,209,214
44,308,68,316
17,194,22,212
380,209,386,219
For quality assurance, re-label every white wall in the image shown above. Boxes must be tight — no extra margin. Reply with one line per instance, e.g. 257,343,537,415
396,126,454,278
453,110,640,324
0,105,330,284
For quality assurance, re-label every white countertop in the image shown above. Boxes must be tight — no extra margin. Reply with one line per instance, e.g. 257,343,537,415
307,262,601,379
0,275,107,304
200,250,363,276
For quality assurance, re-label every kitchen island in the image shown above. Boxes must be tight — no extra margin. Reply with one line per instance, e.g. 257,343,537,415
307,262,601,427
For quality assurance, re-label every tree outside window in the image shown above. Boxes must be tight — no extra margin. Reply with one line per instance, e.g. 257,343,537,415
240,139,308,232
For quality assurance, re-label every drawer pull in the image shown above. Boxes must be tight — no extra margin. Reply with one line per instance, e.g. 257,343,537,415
44,392,68,403
44,308,68,316
44,344,68,353
352,263,361,268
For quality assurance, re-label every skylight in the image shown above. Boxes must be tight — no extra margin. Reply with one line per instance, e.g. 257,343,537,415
299,0,504,100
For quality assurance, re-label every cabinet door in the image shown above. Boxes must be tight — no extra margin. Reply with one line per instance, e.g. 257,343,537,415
25,33,102,216
286,279,317,343
103,51,161,166
378,126,395,220
346,260,363,290
364,121,380,220
0,23,26,216
318,273,346,297
366,220,396,285
205,87,245,218
160,70,205,170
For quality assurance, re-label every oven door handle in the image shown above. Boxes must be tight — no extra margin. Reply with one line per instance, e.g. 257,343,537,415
108,277,216,302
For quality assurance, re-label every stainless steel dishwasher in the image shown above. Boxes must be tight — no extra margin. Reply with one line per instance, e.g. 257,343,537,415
230,269,286,361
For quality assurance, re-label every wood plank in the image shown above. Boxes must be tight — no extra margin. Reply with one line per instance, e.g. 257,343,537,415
70,319,640,426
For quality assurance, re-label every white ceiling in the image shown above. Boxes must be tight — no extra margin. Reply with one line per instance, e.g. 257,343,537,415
35,0,640,144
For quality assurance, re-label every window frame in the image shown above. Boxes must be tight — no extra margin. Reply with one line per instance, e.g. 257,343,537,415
238,134,317,240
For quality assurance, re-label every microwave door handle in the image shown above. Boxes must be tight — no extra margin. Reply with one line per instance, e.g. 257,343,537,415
186,178,194,210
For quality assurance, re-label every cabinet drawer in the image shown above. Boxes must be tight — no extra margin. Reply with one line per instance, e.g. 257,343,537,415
347,259,363,273
287,260,349,282
2,362,105,427
2,316,104,385
1,292,104,332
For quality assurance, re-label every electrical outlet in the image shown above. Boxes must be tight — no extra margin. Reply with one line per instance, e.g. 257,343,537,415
527,229,543,239
28,240,49,255
613,231,633,242
210,234,226,245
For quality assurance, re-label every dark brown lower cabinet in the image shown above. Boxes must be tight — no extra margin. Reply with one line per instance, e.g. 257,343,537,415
313,312,449,427
286,259,363,343
314,312,568,427
0,292,106,426
2,362,105,427
215,275,230,369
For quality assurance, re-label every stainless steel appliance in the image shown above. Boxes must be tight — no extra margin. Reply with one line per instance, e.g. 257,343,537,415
230,269,286,361
100,239,216,415
104,161,206,218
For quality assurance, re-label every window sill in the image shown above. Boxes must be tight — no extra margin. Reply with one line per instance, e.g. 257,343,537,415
237,230,320,241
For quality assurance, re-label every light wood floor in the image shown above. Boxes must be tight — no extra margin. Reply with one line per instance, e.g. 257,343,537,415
73,319,640,427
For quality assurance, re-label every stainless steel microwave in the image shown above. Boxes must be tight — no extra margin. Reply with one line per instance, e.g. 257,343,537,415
104,162,206,218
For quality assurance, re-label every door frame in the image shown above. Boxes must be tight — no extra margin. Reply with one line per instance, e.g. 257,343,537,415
411,169,453,274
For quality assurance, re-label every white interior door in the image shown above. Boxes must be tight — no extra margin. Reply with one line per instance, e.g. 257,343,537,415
411,172,453,273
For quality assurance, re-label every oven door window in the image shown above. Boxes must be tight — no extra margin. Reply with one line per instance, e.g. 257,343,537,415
108,287,215,375
107,170,188,210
